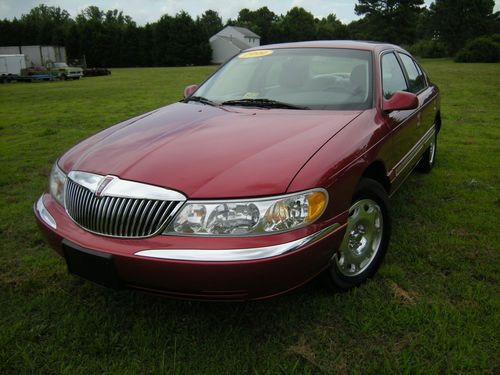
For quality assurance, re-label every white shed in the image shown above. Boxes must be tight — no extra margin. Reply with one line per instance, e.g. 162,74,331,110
209,26,260,64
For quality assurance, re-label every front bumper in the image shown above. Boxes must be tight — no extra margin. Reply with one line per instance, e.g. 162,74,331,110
34,193,346,301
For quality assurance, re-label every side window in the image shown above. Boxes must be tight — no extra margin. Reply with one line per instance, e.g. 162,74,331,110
398,53,426,93
381,52,408,99
413,60,428,87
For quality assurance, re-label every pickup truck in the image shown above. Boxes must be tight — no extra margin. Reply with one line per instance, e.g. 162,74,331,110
47,62,83,80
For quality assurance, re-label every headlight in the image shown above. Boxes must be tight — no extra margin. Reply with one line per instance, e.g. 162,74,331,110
165,189,327,236
49,163,67,206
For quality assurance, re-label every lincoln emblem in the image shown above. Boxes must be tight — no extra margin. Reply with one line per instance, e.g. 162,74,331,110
95,176,114,197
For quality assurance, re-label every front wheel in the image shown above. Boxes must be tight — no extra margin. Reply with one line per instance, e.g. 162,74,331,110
324,178,391,291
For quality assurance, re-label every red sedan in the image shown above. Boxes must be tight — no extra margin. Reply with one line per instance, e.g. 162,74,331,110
34,41,440,300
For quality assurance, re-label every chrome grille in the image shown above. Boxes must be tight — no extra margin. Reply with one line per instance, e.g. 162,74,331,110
65,178,180,238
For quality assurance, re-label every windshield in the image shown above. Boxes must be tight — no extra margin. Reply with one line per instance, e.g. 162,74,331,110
194,48,373,110
54,62,68,68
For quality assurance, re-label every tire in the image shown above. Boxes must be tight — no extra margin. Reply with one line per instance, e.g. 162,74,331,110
60,74,67,81
417,131,437,173
324,178,391,291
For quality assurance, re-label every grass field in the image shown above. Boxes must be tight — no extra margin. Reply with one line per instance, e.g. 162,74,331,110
1,60,499,374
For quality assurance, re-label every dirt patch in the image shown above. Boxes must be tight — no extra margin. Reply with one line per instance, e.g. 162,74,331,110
389,281,419,305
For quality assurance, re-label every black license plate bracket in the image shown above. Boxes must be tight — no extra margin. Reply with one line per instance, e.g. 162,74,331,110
63,240,122,289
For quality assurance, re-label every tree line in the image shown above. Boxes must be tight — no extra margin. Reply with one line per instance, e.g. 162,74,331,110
0,1,498,67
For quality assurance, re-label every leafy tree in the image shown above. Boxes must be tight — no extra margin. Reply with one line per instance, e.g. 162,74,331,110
20,4,71,45
316,14,349,40
152,12,211,66
75,6,106,66
428,0,498,54
281,7,316,42
138,24,154,66
354,0,424,44
455,35,500,62
236,7,278,44
7,1,497,66
198,10,223,39
0,18,22,46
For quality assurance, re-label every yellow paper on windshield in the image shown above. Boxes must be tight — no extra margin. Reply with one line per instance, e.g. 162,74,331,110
239,50,273,58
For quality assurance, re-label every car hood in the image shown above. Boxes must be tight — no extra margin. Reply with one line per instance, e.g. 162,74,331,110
60,102,361,198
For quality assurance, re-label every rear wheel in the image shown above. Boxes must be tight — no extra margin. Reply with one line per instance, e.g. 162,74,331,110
417,132,437,173
324,178,391,291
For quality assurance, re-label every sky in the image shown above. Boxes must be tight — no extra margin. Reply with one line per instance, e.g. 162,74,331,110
0,0,498,25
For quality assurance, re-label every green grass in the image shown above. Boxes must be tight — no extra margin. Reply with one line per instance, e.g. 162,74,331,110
1,61,499,374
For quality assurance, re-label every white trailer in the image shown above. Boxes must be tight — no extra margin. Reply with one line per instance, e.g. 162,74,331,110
0,54,26,76
0,46,67,68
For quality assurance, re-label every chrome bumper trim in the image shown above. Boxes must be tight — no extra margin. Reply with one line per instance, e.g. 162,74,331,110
36,195,57,229
134,223,340,262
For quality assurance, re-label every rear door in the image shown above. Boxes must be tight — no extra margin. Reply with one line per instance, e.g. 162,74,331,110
397,52,438,141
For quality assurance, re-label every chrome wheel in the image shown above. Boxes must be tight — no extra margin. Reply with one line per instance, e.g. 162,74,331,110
418,131,437,173
429,136,436,164
336,199,383,276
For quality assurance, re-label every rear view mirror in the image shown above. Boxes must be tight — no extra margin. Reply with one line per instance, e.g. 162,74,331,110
383,91,418,113
183,84,198,98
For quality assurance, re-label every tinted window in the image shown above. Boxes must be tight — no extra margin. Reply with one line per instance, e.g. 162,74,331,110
381,53,407,99
398,53,426,93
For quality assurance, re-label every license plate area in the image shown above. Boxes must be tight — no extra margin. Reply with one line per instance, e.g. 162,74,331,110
63,240,122,289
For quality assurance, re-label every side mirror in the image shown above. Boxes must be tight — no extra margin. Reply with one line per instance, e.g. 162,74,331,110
183,84,198,98
383,91,418,113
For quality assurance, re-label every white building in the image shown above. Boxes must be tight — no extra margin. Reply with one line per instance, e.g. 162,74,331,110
209,26,260,64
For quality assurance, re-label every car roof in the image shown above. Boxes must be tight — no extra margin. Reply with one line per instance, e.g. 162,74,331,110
251,40,404,54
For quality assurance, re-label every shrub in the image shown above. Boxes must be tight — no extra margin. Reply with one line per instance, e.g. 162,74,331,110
408,40,448,58
455,36,500,63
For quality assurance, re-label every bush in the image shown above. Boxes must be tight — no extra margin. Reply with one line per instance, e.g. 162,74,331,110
455,36,500,63
408,40,448,58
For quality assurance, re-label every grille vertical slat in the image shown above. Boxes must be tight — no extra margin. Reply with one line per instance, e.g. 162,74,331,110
118,199,133,237
114,198,127,236
102,197,112,233
83,188,92,229
89,192,99,231
149,201,167,233
129,200,145,235
105,197,117,235
124,200,139,237
65,179,179,238
156,202,175,227
137,200,154,235
78,184,86,224
100,196,112,234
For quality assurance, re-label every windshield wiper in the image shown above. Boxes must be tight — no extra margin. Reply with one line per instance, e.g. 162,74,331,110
221,98,309,110
184,96,219,107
